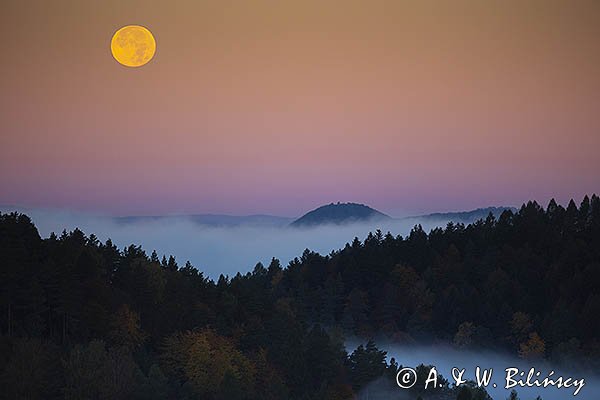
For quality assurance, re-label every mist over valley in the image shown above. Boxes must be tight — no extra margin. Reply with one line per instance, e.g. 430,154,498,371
2,203,513,279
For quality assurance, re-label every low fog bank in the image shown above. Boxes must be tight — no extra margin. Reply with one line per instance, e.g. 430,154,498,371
348,341,600,400
2,207,460,279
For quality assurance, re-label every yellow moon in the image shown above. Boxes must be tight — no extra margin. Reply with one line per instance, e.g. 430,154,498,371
111,25,156,67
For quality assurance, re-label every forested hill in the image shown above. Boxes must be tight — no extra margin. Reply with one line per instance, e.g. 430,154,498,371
291,202,390,226
1,195,599,399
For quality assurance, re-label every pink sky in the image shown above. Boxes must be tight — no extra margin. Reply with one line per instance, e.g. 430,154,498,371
1,0,599,216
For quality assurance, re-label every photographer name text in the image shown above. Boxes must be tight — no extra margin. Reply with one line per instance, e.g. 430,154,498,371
396,366,585,396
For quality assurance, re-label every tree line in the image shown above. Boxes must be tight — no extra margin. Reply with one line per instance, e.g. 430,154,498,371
1,195,599,399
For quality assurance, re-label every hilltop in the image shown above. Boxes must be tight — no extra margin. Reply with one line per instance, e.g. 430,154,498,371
291,202,390,226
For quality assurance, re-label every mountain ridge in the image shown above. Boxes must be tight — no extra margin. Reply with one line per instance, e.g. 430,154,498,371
114,213,293,227
2,204,516,228
400,206,516,223
290,203,515,227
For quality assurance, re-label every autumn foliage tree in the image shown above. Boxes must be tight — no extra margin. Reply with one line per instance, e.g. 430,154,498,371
161,329,256,398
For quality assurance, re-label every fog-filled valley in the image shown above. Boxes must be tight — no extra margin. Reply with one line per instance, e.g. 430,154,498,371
0,206,508,279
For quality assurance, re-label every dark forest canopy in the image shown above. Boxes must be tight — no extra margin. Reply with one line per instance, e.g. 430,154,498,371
1,195,599,399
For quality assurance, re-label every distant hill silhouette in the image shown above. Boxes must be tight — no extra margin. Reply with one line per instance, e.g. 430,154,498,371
401,206,516,224
290,204,515,228
291,202,390,226
115,214,293,227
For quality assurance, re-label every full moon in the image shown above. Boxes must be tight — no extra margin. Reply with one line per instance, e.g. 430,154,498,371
111,25,156,67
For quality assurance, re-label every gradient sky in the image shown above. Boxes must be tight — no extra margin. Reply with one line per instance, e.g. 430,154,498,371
1,0,599,217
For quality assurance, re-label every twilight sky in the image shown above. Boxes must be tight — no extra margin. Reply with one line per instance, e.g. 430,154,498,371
1,0,599,217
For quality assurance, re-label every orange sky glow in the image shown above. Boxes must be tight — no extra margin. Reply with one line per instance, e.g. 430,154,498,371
1,0,599,216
